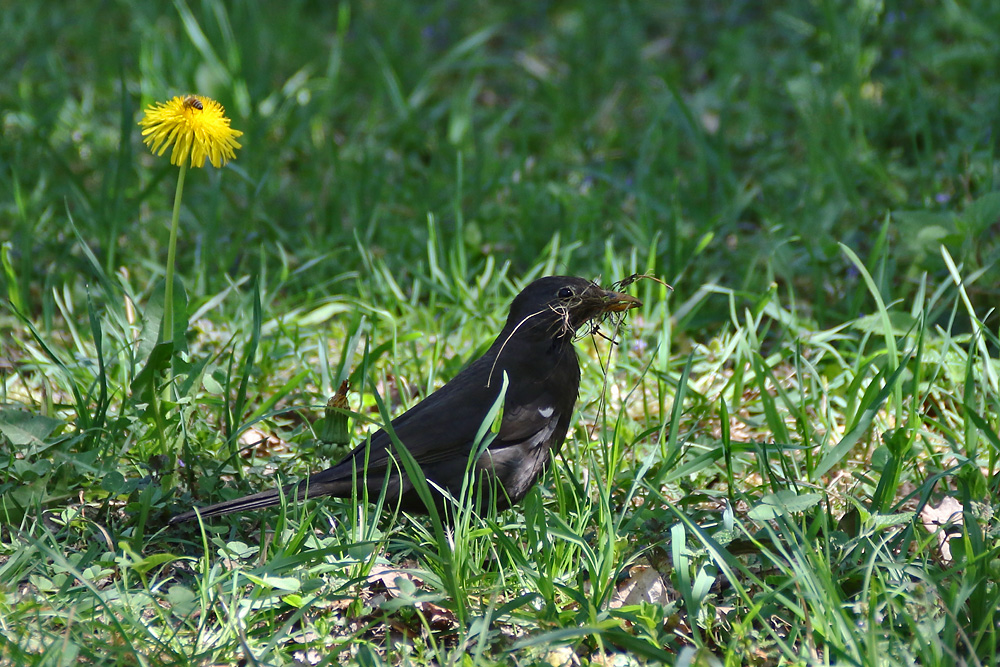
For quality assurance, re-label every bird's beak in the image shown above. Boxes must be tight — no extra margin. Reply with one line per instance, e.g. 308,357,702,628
601,289,642,312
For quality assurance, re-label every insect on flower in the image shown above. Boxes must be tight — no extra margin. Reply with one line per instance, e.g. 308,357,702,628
139,94,242,168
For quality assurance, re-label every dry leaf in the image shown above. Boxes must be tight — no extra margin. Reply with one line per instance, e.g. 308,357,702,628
545,646,580,667
610,562,671,609
367,564,421,597
239,426,289,458
920,496,964,564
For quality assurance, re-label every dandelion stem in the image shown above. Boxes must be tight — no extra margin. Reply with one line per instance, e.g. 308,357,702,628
163,163,187,343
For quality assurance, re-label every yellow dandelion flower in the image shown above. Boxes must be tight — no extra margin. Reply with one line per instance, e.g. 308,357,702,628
139,94,243,168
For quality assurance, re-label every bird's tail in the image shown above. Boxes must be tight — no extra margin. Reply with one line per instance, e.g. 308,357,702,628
169,484,300,524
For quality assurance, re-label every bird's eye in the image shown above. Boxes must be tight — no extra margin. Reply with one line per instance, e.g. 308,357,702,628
557,287,574,299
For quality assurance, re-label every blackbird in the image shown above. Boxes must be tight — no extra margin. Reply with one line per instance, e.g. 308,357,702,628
169,276,640,523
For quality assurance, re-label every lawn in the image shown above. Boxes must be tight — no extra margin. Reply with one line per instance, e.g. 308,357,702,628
2,1,999,665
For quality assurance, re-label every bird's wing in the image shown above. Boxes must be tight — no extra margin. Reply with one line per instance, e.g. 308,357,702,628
496,394,565,444
303,374,569,487
302,371,500,486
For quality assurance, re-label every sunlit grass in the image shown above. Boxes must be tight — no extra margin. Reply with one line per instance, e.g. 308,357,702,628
3,1,1000,665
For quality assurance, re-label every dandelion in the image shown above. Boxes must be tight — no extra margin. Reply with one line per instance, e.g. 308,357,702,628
137,94,243,349
139,94,243,168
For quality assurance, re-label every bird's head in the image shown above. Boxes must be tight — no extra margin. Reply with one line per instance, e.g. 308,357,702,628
503,276,642,341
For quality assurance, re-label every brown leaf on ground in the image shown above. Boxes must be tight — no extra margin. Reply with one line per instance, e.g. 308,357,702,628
365,563,459,631
920,496,964,564
610,561,672,609
238,426,290,458
366,563,423,596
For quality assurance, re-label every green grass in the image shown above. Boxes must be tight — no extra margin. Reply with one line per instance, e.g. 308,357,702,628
2,0,1000,664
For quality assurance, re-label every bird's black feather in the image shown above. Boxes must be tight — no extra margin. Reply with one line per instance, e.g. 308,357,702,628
169,276,640,523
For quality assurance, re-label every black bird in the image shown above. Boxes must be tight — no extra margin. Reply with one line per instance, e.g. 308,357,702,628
169,276,641,523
